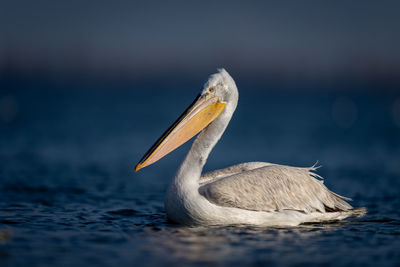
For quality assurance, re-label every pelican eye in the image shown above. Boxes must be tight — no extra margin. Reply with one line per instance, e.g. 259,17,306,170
208,87,215,93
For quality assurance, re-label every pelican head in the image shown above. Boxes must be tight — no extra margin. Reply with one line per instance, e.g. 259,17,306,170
201,68,238,105
135,68,238,172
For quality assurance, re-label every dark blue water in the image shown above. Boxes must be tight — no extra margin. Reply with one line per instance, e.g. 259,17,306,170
1,80,400,266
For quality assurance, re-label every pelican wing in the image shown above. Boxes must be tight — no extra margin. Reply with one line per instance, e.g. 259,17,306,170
199,164,353,213
200,162,273,184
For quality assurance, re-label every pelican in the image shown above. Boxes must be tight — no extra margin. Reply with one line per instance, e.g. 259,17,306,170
135,69,365,226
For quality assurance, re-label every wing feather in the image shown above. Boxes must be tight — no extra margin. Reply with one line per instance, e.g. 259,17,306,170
199,164,352,213
200,162,273,184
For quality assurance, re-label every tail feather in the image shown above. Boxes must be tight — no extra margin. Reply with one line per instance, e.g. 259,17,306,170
348,207,367,218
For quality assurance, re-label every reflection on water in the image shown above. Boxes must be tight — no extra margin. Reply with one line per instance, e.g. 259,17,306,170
141,219,398,266
145,225,334,263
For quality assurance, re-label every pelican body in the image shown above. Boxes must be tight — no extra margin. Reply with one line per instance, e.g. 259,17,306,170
135,69,365,226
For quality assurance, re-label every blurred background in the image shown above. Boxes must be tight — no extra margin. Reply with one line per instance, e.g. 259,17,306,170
1,0,400,82
0,1,399,266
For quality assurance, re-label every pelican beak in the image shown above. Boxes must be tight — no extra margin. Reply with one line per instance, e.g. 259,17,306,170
135,93,226,172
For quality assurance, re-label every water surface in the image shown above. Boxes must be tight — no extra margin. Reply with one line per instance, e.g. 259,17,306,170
0,81,399,266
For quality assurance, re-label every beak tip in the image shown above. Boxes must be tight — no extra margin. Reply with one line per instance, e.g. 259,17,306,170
134,164,141,172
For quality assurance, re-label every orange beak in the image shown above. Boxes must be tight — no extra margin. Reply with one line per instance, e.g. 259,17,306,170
135,93,226,172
